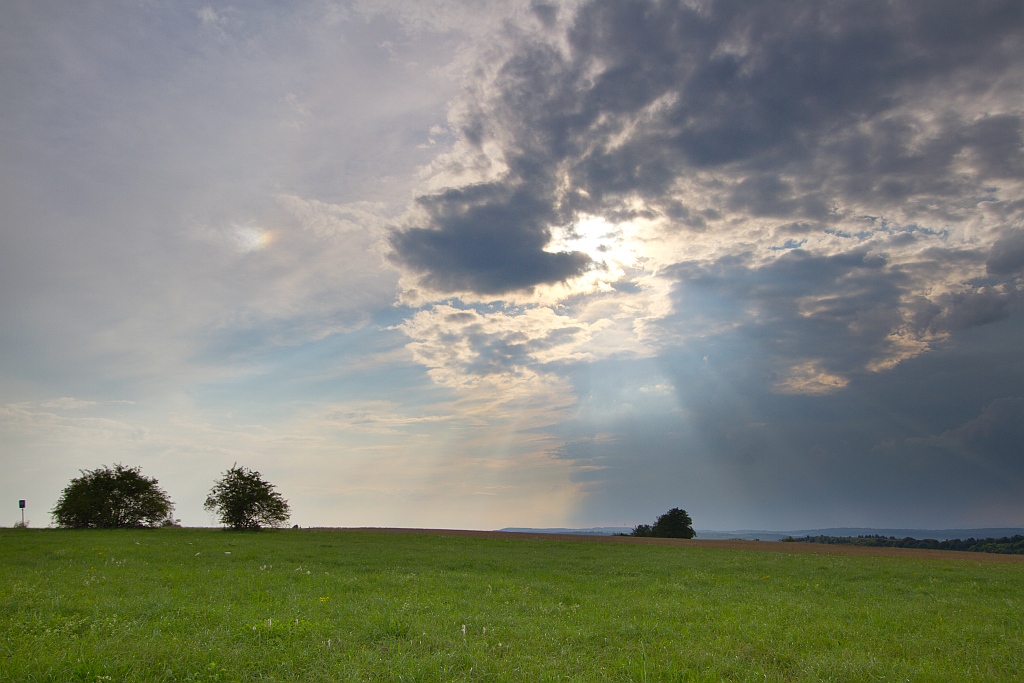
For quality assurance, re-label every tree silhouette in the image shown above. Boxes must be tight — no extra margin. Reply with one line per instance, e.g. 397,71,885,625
630,507,695,539
204,464,290,530
52,464,174,528
652,507,695,539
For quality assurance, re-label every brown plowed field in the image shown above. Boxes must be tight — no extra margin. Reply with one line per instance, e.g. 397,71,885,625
334,527,1024,564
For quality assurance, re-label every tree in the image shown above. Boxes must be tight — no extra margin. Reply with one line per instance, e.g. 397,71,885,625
652,507,695,538
51,464,174,529
630,507,696,539
204,464,290,530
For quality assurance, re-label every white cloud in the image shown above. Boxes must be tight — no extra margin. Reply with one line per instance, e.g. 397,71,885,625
773,361,849,396
38,397,99,410
277,194,390,238
197,6,221,26
399,304,610,389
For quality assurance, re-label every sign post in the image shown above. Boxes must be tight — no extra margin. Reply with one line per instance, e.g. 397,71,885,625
18,499,25,526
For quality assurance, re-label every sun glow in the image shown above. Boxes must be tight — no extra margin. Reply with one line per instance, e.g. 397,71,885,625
233,225,274,252
547,215,640,292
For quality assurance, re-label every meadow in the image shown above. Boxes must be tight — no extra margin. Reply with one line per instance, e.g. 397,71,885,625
1,528,1022,682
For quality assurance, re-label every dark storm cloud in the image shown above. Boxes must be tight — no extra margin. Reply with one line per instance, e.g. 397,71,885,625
559,313,1024,529
390,182,590,294
557,236,1024,526
665,248,908,376
987,229,1024,276
392,0,1024,295
914,288,1017,333
886,395,1024,474
560,0,1024,214
660,241,1021,394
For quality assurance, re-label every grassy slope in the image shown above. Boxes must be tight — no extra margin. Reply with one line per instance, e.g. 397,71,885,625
1,528,1021,682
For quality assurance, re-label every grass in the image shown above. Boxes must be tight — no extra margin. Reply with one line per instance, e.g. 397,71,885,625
1,528,1022,681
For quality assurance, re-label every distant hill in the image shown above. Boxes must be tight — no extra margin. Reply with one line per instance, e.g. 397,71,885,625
500,527,1024,541
499,527,632,536
703,528,1024,541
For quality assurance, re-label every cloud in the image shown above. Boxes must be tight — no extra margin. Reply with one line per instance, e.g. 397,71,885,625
944,397,1024,455
987,229,1024,276
399,304,602,388
38,397,99,410
5,0,1024,531
312,400,453,435
661,247,915,385
559,0,1023,203
277,194,390,238
865,395,1024,511
0,1,466,395
197,6,222,27
390,182,592,294
385,0,1024,529
395,0,1024,383
0,402,147,443
916,287,1017,333
773,361,849,396
559,312,1024,529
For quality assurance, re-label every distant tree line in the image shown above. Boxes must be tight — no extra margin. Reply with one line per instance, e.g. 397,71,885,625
47,463,289,531
783,534,1024,555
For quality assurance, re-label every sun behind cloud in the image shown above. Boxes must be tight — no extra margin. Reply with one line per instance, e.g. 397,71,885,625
232,225,274,252
546,214,642,293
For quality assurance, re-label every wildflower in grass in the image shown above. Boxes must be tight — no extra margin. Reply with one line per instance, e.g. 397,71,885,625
319,596,330,603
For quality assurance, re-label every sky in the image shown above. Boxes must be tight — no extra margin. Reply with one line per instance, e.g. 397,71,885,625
2,0,1023,532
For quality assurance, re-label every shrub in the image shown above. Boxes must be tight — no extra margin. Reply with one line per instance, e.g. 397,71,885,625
51,464,174,528
204,464,290,530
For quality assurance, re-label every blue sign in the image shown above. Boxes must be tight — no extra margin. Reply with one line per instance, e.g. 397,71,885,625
18,500,25,509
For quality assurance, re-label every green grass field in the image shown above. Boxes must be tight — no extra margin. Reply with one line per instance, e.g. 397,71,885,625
2,528,1022,682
